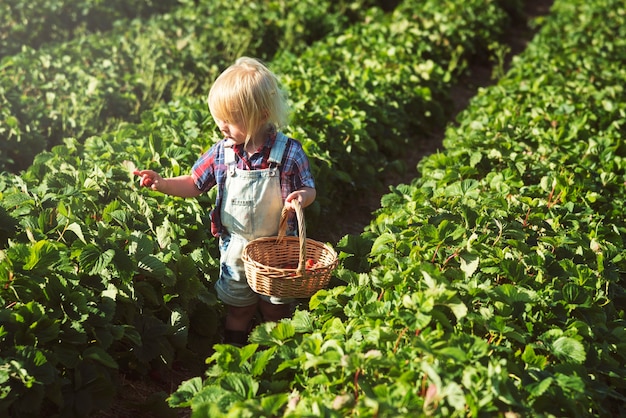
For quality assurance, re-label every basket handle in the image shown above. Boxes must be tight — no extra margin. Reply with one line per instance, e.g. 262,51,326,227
277,199,307,275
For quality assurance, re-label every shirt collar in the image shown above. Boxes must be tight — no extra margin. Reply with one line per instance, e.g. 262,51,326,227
233,127,277,156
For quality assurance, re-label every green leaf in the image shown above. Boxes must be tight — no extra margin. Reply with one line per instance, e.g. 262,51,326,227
251,347,277,377
250,321,294,346
321,317,345,336
168,377,204,407
561,283,585,305
442,381,466,411
555,371,586,396
370,233,395,256
138,254,168,283
156,219,172,249
445,179,480,200
259,393,289,416
82,346,118,369
238,344,259,364
122,325,142,347
436,347,467,361
128,231,155,259
221,373,258,399
170,308,189,349
444,297,468,321
550,336,586,364
460,253,479,278
527,377,553,399
23,240,62,271
521,345,548,369
337,233,373,256
290,310,314,333
79,245,115,275
0,365,9,386
65,222,87,244
134,281,161,306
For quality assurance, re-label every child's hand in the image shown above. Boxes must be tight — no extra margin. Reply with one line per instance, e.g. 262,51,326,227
133,169,162,190
284,194,303,212
285,187,316,211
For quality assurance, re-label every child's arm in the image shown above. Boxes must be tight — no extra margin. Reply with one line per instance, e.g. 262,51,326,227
134,170,202,198
285,186,316,211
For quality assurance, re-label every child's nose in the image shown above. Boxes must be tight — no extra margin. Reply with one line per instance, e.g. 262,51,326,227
218,122,229,134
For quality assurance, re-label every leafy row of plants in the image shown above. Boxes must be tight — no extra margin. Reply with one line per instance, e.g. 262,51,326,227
0,0,387,173
0,0,407,415
0,0,180,58
0,133,222,417
272,0,518,222
167,0,626,416
77,0,517,236
0,0,524,415
5,0,519,241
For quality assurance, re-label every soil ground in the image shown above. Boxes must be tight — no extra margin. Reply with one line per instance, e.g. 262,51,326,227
95,1,553,416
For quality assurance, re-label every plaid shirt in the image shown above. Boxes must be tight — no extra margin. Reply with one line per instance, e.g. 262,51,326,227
191,130,315,237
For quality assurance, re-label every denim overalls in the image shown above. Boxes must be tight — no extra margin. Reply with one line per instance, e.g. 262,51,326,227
214,132,291,306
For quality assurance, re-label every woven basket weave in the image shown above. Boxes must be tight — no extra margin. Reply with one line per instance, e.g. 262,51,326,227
242,200,338,298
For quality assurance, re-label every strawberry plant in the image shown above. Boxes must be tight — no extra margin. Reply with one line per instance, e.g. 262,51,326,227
0,99,224,416
272,0,512,229
4,0,626,416
0,0,390,173
169,0,626,416
0,0,180,58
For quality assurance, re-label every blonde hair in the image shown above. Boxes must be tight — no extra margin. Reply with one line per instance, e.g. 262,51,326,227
207,57,289,143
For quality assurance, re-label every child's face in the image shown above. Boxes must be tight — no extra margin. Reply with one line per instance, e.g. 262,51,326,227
215,117,248,145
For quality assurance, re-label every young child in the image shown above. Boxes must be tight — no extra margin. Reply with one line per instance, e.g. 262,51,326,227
134,57,316,346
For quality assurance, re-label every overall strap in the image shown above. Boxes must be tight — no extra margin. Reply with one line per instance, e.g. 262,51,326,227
224,142,237,176
269,132,289,166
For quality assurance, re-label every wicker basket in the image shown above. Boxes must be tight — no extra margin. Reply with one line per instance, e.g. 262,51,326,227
242,200,338,298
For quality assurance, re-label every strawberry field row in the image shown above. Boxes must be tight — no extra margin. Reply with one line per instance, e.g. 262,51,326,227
171,0,626,415
0,0,180,58
0,0,522,415
0,0,386,173
271,0,514,224
72,0,517,235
